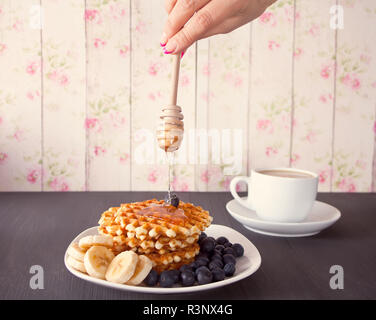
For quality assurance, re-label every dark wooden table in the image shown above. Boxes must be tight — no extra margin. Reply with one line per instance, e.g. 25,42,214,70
0,192,375,300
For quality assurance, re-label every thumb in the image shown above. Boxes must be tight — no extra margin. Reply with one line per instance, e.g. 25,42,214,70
165,0,177,14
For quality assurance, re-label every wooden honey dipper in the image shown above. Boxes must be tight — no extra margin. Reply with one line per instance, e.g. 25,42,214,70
157,54,184,152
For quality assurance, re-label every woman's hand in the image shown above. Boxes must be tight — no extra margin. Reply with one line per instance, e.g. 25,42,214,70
161,0,277,55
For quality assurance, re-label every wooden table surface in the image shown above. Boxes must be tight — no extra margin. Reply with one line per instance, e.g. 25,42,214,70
0,192,375,300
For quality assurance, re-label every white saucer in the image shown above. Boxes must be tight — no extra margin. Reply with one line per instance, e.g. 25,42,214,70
64,224,261,294
226,197,341,237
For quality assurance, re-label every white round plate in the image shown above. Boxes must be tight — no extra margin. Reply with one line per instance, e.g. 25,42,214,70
64,224,261,294
226,197,341,237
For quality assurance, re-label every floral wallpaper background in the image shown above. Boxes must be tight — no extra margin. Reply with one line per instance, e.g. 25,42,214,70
0,0,375,192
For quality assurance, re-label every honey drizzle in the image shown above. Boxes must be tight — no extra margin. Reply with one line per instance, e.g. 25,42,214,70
166,151,174,201
137,204,188,225
162,134,179,152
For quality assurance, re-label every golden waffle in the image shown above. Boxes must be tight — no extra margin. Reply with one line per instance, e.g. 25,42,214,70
100,233,199,253
109,244,199,272
107,243,200,272
98,199,212,241
145,243,199,265
145,244,199,272
153,259,195,273
97,199,212,272
108,247,197,272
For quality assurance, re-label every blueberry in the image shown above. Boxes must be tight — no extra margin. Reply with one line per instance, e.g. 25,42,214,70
223,254,236,265
210,258,223,269
198,232,207,241
215,245,225,253
198,232,207,243
212,249,223,256
159,270,176,287
188,261,198,270
207,236,216,242
224,242,232,248
210,253,222,261
164,193,180,207
196,252,209,260
180,270,195,287
179,264,192,273
208,260,223,270
169,269,180,283
223,263,236,277
195,257,209,267
216,236,229,245
196,268,213,285
200,237,215,253
232,243,244,257
144,269,159,286
223,247,236,256
212,267,225,282
170,194,180,208
195,266,210,276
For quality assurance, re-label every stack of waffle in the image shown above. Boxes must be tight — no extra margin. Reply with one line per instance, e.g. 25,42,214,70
98,199,212,273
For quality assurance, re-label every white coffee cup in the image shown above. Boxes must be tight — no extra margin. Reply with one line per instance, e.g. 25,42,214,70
230,168,318,223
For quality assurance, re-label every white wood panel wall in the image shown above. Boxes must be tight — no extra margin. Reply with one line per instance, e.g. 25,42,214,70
0,0,375,192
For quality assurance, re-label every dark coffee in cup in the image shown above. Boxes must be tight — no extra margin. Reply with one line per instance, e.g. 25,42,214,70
259,170,314,179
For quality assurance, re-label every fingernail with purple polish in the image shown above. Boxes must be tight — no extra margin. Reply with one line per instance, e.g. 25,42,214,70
163,40,177,55
160,32,167,48
163,49,173,54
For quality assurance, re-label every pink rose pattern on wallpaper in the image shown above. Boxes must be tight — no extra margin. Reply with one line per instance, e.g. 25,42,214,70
0,0,42,191
0,0,376,192
289,0,336,191
331,0,376,192
85,0,132,191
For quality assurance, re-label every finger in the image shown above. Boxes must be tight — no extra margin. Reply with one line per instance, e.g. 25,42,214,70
163,11,214,54
165,0,211,35
161,0,210,45
165,0,177,14
164,0,237,54
198,16,247,40
162,0,178,46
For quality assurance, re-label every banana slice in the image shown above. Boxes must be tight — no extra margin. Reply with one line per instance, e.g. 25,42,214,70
84,246,115,279
79,235,113,250
67,243,86,262
105,251,138,284
67,255,87,273
126,255,152,285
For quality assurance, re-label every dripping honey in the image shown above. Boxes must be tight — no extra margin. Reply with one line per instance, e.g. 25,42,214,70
138,204,188,225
